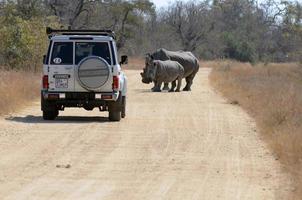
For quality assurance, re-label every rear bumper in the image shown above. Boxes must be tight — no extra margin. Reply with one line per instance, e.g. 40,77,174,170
42,91,119,101
41,91,120,110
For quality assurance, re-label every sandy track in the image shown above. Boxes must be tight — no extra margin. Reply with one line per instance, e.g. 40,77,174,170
0,69,290,199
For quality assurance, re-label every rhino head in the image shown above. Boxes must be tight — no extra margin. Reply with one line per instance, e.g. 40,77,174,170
140,69,152,84
141,53,154,84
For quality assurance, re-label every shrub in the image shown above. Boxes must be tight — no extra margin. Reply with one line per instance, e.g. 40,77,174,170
0,3,60,71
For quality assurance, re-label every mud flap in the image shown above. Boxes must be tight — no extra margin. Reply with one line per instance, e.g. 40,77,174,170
108,92,123,112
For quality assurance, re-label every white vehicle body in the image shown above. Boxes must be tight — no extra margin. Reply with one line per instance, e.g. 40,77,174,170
41,28,127,121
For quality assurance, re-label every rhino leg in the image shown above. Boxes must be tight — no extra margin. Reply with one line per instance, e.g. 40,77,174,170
151,81,157,91
169,81,176,92
175,76,182,92
152,81,162,92
183,73,196,91
162,83,170,90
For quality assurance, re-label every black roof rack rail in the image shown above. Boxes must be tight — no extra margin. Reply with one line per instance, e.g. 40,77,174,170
46,27,116,39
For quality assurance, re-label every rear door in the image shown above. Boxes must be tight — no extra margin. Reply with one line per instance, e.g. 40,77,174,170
48,42,75,92
74,41,114,92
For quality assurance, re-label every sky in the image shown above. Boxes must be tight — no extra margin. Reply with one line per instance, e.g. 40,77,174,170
151,0,189,9
151,0,289,8
151,0,170,8
151,0,294,9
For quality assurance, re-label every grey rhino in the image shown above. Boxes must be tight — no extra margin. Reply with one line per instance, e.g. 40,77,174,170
145,60,184,92
141,48,199,91
141,55,169,91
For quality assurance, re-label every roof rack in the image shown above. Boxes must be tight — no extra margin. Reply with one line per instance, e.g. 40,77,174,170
46,27,116,39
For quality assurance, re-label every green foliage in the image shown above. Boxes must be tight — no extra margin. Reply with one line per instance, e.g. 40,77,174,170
109,0,156,49
0,2,60,70
223,32,257,63
0,0,301,69
280,1,302,62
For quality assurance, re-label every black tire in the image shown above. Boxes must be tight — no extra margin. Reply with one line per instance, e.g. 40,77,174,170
43,110,58,120
109,111,121,121
41,93,58,120
108,93,122,122
121,96,126,118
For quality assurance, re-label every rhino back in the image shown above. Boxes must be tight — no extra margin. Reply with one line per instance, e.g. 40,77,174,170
155,60,183,83
151,49,169,61
152,49,198,77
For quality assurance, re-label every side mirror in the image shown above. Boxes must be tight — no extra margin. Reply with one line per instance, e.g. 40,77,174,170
43,55,47,64
120,55,128,65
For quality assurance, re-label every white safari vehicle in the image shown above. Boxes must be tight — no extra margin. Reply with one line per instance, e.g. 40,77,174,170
41,28,128,121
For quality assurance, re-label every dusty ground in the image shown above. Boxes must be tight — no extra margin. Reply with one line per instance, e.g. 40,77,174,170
0,69,291,199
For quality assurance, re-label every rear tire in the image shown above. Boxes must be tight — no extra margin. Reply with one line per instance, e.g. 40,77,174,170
121,96,126,118
108,92,122,122
43,110,58,120
109,111,121,121
41,94,58,120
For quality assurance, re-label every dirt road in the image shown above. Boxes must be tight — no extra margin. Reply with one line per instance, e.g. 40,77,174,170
0,69,290,199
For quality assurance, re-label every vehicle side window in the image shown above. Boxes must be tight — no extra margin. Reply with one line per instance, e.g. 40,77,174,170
51,42,73,65
44,40,52,64
110,41,116,65
75,42,111,65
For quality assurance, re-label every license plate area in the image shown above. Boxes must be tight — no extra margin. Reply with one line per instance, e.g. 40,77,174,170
54,74,70,88
55,78,68,88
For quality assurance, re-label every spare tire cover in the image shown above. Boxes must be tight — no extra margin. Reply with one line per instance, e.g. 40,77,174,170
77,56,110,90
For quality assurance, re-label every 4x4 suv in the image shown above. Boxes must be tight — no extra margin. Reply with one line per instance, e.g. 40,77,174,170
41,28,128,121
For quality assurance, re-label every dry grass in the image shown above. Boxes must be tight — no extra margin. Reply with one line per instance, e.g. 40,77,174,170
208,60,302,199
0,69,40,115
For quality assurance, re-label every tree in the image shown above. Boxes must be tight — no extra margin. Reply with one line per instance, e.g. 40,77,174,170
0,0,301,67
15,0,45,20
278,1,302,61
0,1,60,70
164,1,213,52
45,0,91,28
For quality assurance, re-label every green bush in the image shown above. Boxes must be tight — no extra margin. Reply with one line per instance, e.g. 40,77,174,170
0,3,60,71
223,32,257,63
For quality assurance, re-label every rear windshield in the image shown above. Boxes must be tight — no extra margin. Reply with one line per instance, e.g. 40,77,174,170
75,42,111,65
50,42,73,65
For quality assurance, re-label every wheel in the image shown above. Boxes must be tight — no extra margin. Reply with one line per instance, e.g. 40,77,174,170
121,96,126,118
41,94,58,120
43,110,58,120
109,111,121,121
108,93,122,122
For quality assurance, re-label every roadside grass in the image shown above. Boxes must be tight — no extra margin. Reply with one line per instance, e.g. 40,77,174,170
0,69,40,115
208,60,302,199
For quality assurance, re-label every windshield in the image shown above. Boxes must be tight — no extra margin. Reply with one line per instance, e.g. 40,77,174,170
75,42,111,65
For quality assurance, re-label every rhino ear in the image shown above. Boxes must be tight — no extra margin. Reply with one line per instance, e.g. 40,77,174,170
145,54,153,63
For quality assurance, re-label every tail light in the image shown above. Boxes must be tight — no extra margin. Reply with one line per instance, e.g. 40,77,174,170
113,76,119,91
43,75,49,89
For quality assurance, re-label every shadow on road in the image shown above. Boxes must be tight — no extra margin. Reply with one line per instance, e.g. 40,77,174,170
134,89,152,93
6,115,110,124
134,89,172,94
